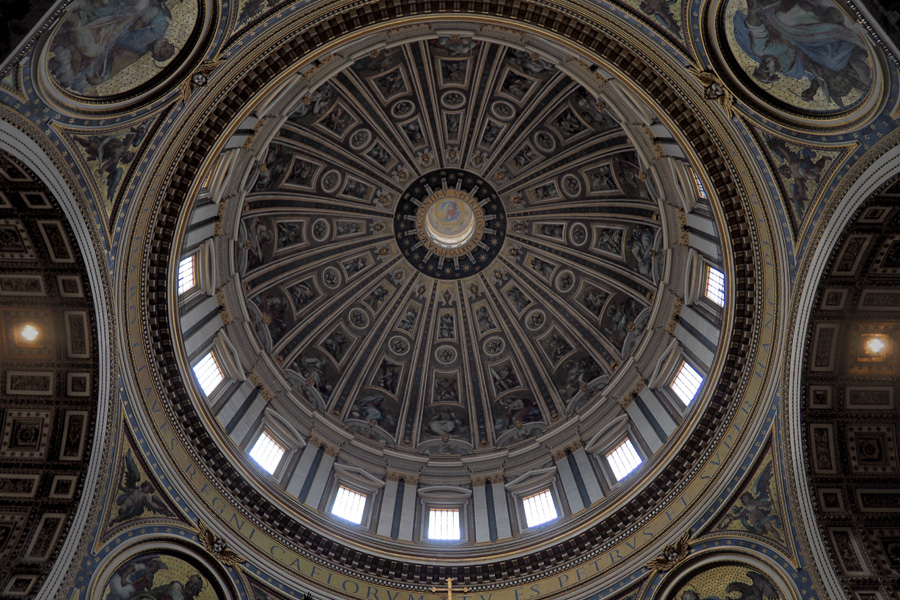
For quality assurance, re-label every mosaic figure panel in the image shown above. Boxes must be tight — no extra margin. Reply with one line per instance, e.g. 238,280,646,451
66,117,153,220
47,0,199,97
671,564,784,600
723,0,874,113
717,454,786,546
109,449,174,526
101,552,220,600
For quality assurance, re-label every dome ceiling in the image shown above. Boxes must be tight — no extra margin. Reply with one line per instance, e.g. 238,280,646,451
233,37,667,454
125,4,776,591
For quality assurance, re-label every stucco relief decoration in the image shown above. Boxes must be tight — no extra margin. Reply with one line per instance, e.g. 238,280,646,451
721,0,874,114
46,0,199,98
101,552,220,600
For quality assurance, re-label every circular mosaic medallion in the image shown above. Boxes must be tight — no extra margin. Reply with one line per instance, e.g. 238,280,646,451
394,169,506,279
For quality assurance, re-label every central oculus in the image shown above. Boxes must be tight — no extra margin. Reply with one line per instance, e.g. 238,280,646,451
394,169,506,279
421,190,481,251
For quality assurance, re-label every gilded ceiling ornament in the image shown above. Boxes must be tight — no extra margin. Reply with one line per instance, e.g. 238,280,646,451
619,379,647,409
179,59,224,104
687,65,736,119
667,298,685,334
198,520,245,567
216,288,232,325
213,198,227,235
301,55,339,82
644,530,691,571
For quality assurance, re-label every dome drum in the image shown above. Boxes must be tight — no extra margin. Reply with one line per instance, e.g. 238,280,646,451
167,21,734,563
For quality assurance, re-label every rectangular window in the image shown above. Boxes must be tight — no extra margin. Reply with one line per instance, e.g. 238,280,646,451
193,352,224,396
607,438,642,481
671,361,703,406
177,255,196,295
522,489,558,528
249,431,285,475
705,266,725,307
331,486,367,524
692,169,708,199
428,508,461,540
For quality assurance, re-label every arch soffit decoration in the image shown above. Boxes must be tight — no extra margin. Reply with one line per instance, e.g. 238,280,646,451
651,551,801,600
0,114,116,600
785,133,900,600
117,0,783,595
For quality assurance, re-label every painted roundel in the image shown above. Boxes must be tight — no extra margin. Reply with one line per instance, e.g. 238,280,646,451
395,170,506,279
98,550,226,600
712,0,884,123
39,0,208,106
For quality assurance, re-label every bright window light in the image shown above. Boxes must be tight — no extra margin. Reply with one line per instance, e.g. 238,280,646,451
522,489,558,528
331,486,367,524
249,431,285,474
177,255,196,294
671,361,703,406
692,169,708,199
705,266,725,307
606,438,642,481
193,352,224,396
428,508,461,540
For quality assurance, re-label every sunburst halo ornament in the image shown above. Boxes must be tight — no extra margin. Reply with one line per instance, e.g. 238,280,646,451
644,530,691,571
687,65,736,118
198,520,245,566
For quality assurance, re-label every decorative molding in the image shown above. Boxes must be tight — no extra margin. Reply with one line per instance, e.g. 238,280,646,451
198,520,246,567
644,530,691,571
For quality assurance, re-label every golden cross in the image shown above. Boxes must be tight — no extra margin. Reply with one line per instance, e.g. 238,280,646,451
430,577,469,600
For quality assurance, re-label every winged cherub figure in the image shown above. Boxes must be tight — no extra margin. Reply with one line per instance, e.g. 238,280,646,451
719,462,783,542
110,450,173,525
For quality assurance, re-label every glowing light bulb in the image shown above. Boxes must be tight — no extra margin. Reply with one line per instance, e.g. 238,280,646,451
865,336,886,355
20,324,39,342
